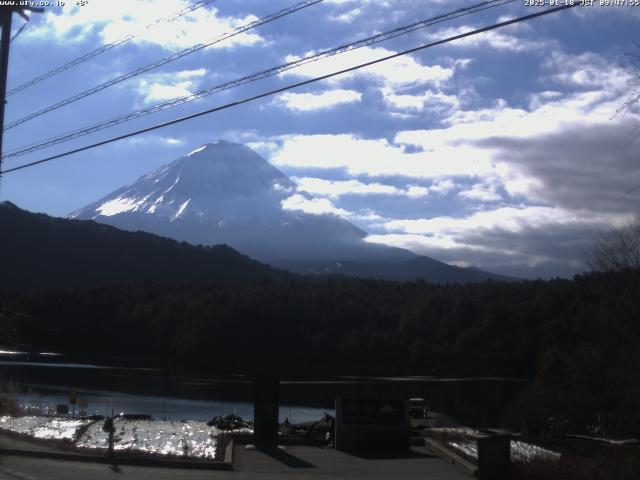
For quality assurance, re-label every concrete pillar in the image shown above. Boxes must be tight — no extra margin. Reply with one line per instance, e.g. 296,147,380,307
478,434,511,480
253,372,279,447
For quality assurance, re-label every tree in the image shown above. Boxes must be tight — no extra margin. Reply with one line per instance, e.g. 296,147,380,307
617,47,640,117
590,220,640,271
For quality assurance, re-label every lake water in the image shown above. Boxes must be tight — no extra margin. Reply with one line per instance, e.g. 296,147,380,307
0,354,527,427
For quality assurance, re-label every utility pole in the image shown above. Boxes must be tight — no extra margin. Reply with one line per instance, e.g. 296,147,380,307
0,6,13,177
0,5,43,177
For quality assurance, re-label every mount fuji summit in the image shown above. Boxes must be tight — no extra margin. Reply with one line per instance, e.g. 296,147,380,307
71,141,507,282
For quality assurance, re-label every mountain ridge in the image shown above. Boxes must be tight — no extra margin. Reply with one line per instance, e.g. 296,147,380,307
0,200,291,289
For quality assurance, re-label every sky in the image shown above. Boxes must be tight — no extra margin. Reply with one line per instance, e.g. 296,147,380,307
1,0,639,279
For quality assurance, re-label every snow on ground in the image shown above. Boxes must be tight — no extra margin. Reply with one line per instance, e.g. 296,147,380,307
448,439,560,464
0,416,91,442
76,419,219,459
429,427,560,464
0,416,220,460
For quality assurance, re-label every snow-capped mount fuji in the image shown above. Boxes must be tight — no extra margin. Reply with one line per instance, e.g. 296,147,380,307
71,140,409,265
71,141,508,282
75,141,295,226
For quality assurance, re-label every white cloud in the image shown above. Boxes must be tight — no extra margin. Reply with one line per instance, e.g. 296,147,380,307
140,82,193,103
329,7,362,23
271,134,494,179
543,51,630,90
429,179,456,194
380,206,607,236
135,68,206,104
350,209,384,222
281,46,455,87
366,232,464,252
381,87,459,112
425,25,528,52
124,135,185,147
406,185,429,198
281,194,349,216
294,177,401,197
241,140,280,162
458,183,501,202
273,182,294,193
365,206,635,277
291,177,451,200
277,89,362,112
24,0,262,50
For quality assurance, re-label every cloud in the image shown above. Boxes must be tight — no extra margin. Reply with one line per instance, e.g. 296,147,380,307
281,194,349,216
429,179,456,194
292,177,438,200
381,87,459,112
406,185,429,198
349,209,384,222
271,134,495,179
393,53,639,210
135,68,207,104
266,50,640,278
328,7,363,23
476,121,640,215
24,1,263,50
458,182,501,202
542,51,630,90
276,89,362,112
425,25,528,52
294,177,401,197
281,46,455,87
380,206,616,235
124,135,186,147
366,206,634,278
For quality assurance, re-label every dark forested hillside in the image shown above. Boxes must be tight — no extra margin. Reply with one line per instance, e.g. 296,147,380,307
1,270,636,377
0,201,290,288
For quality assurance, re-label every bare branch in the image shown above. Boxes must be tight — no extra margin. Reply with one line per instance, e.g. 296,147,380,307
590,220,640,272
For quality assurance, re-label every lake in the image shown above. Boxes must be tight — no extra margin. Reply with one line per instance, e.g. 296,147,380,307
0,353,527,426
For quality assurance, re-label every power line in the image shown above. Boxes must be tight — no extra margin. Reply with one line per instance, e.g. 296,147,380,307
4,0,324,131
0,4,577,176
7,0,218,97
3,0,515,160
0,5,43,181
10,21,28,43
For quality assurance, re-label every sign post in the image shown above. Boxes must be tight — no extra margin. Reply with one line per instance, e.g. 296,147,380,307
69,391,77,417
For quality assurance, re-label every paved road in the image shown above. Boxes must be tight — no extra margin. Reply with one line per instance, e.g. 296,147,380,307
0,457,217,480
0,444,470,480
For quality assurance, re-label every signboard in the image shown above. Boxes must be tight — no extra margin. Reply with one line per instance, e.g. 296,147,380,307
335,397,410,451
341,398,405,427
69,391,77,405
56,404,69,415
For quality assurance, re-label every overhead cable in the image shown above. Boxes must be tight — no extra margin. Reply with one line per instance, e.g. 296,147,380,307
5,0,324,130
3,0,515,160
7,0,218,97
0,4,578,176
